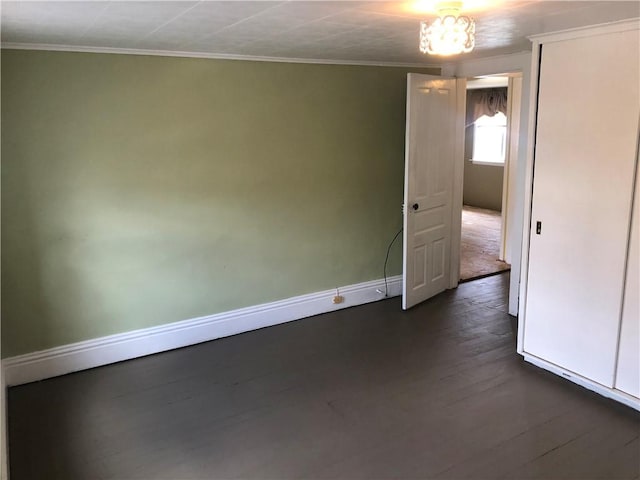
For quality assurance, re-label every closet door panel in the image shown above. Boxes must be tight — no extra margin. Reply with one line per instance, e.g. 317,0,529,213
524,30,640,386
616,160,639,398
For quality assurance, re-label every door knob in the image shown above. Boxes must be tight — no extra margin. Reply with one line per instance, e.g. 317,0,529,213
412,203,419,211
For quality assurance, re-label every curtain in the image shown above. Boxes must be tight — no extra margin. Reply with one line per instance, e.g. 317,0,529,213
466,87,508,126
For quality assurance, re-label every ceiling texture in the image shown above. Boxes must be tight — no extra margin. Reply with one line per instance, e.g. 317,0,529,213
1,1,639,66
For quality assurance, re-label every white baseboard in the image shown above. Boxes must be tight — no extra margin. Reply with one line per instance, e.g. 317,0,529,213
523,353,640,411
3,276,403,387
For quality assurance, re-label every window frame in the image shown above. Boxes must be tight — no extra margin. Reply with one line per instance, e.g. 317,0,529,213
470,112,507,166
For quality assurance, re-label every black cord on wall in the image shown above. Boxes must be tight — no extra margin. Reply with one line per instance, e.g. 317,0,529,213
383,228,403,297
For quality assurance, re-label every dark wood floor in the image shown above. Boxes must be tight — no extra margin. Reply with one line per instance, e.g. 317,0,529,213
8,273,640,479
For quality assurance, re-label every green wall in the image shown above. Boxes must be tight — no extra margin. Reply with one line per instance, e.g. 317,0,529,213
1,50,437,357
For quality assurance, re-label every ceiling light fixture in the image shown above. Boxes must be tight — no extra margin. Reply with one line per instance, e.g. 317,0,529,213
419,1,475,56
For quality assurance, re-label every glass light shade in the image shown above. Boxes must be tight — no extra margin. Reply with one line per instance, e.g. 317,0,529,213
419,15,475,56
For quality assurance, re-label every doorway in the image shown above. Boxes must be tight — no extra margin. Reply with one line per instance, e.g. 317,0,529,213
402,70,524,312
459,74,521,282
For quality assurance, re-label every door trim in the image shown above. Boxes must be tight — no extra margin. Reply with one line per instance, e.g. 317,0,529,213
449,78,467,288
499,75,523,264
516,42,542,353
441,52,533,317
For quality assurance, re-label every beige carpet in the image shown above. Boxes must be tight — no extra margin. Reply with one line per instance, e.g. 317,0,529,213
460,205,510,281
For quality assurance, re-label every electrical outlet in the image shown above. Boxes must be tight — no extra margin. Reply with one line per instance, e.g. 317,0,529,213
333,295,344,304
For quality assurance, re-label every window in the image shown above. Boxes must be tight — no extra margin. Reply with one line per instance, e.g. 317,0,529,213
471,112,507,165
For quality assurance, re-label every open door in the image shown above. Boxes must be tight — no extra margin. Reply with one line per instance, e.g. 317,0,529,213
402,73,465,310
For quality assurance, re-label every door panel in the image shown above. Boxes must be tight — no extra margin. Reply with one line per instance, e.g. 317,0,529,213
616,159,639,398
403,74,462,310
523,30,640,386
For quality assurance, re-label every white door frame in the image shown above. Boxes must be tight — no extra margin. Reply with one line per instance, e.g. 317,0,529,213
449,80,467,288
442,52,533,316
499,75,523,265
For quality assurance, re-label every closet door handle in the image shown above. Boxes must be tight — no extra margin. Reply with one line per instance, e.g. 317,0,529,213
412,203,419,211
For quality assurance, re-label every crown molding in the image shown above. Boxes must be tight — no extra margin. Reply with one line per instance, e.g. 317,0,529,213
0,42,442,69
439,50,532,77
527,17,640,44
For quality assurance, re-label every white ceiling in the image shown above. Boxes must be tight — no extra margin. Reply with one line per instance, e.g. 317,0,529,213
1,1,639,65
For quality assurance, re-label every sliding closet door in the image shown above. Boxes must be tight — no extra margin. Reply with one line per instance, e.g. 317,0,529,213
524,30,640,386
616,160,639,398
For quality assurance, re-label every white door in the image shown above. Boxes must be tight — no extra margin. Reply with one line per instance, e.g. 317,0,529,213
403,74,464,310
523,30,640,386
